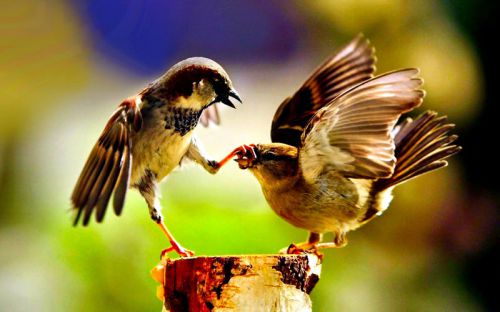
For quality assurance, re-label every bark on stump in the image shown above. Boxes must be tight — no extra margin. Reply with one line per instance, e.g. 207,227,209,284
162,254,322,312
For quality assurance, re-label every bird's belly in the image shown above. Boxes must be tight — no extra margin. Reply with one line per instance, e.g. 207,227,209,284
262,181,364,234
131,128,193,184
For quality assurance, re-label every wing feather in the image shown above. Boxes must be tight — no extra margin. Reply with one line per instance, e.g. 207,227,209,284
83,142,116,225
113,139,131,216
300,69,424,182
71,99,141,225
271,34,376,146
94,123,127,222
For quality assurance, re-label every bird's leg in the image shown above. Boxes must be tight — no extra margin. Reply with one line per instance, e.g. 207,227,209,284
312,232,348,250
187,140,258,172
184,138,256,173
281,232,323,255
185,138,220,174
217,144,258,169
150,207,194,258
332,232,348,248
282,232,347,256
138,175,194,258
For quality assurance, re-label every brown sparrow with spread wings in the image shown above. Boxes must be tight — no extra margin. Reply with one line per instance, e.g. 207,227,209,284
226,35,461,252
71,57,241,257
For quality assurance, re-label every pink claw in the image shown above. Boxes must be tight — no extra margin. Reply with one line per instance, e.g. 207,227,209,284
236,144,257,160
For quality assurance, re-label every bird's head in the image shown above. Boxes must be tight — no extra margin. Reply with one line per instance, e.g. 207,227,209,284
236,143,299,189
146,57,241,110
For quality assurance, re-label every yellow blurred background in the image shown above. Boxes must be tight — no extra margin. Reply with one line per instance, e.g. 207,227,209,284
1,1,497,311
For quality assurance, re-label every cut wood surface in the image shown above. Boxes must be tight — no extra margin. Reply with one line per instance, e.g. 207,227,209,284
160,254,322,312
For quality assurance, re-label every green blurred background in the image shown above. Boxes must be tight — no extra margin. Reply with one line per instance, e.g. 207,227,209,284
1,1,498,311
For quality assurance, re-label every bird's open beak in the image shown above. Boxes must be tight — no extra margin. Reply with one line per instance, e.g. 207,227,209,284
228,89,242,103
215,88,242,108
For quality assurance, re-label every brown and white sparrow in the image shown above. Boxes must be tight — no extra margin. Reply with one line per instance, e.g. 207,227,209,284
71,57,241,257
227,36,461,252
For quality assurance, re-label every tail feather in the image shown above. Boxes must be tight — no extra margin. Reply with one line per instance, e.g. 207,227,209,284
360,111,461,222
381,111,461,189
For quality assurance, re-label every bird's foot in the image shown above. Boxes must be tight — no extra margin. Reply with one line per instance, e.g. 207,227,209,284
211,144,258,170
206,160,220,174
280,242,324,259
233,144,258,169
160,241,195,259
155,220,195,258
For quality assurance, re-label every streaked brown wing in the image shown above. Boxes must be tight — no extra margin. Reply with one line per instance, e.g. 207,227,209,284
199,104,220,127
360,111,461,222
71,98,142,225
388,111,461,186
299,69,424,182
271,34,376,147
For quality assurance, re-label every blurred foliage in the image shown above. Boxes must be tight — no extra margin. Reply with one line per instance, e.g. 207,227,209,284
0,0,495,311
0,0,89,137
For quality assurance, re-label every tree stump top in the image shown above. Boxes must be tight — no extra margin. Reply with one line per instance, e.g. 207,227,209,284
158,254,322,312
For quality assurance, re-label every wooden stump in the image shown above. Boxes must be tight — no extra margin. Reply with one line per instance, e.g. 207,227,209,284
160,254,322,312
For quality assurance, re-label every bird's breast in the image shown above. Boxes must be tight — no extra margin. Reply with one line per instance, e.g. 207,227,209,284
130,103,198,184
163,106,202,136
142,95,203,136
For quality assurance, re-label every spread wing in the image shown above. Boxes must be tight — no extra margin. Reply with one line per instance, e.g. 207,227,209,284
71,98,142,225
271,34,376,147
299,69,424,182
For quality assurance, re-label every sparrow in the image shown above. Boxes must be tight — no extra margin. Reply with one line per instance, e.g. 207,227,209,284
71,57,241,257
226,35,461,252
